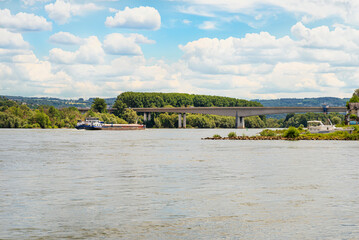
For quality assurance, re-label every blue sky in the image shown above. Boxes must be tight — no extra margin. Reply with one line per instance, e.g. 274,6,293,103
0,0,358,99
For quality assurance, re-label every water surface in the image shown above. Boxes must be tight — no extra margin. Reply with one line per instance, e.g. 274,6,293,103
0,129,358,239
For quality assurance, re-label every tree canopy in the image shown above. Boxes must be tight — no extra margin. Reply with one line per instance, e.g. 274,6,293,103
91,98,107,113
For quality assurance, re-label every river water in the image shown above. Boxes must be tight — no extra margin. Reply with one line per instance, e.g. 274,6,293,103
0,129,358,239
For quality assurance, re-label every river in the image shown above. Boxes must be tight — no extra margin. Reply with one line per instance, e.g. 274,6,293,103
0,129,358,239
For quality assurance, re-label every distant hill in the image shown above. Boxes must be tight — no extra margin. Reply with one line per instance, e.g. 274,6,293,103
252,97,349,119
3,96,116,108
252,97,349,107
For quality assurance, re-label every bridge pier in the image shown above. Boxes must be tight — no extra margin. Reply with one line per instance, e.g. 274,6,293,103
144,112,147,122
183,113,186,128
177,113,187,128
178,114,182,128
235,112,245,129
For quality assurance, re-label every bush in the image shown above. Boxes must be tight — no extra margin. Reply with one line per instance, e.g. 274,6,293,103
259,129,276,136
283,127,300,139
350,114,358,120
213,134,221,138
228,132,237,138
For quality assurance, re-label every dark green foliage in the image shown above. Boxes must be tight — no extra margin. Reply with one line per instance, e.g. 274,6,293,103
187,114,216,128
280,112,344,128
283,127,300,139
117,92,262,108
91,98,107,113
0,98,90,128
113,99,127,117
154,113,177,128
29,110,51,128
122,109,138,124
228,132,237,138
255,97,349,107
259,129,277,136
349,94,359,103
245,116,266,128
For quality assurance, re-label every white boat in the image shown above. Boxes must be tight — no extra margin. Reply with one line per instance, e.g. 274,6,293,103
76,117,145,130
307,120,338,133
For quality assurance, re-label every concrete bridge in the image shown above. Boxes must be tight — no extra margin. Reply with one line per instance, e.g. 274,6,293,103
132,106,347,128
78,106,347,128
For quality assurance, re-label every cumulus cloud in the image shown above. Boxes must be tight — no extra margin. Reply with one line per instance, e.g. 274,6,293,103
103,33,142,55
45,0,102,24
49,36,104,64
0,8,52,31
2,19,358,99
105,6,161,30
49,32,83,45
0,28,29,49
178,22,359,97
0,51,77,97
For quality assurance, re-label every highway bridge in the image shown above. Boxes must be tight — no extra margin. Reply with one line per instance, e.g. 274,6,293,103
79,106,347,128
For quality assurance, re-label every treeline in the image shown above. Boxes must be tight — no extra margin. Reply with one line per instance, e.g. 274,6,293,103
112,92,264,128
0,90,351,129
2,95,117,108
149,112,344,129
254,97,349,107
114,92,262,108
0,97,129,128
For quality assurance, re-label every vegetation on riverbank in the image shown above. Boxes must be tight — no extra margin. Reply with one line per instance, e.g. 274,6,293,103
1,89,357,129
205,126,359,141
0,97,129,128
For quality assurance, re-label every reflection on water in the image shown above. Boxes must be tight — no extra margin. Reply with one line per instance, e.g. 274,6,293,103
1,129,359,239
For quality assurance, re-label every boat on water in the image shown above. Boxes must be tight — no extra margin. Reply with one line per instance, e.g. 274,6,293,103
307,120,337,133
76,117,145,130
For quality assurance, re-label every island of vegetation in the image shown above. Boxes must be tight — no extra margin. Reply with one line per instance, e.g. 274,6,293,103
1,89,358,129
205,126,359,141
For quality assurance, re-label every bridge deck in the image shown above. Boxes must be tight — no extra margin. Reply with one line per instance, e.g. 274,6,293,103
132,106,347,117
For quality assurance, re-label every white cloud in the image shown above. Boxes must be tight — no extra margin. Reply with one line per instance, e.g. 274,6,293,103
103,33,142,55
21,0,50,6
177,22,359,97
49,36,104,64
49,32,83,45
0,63,12,78
199,21,216,30
0,8,52,31
2,16,359,99
0,28,29,49
105,6,161,30
109,8,117,13
176,0,359,26
45,0,102,24
128,33,156,44
291,22,359,50
0,51,77,97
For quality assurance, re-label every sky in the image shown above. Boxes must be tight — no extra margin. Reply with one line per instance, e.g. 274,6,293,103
0,0,358,99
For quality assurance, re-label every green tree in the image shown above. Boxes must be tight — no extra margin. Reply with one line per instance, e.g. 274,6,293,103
283,127,300,139
30,110,51,128
349,94,359,103
91,98,107,113
113,99,127,117
122,109,138,123
332,116,341,125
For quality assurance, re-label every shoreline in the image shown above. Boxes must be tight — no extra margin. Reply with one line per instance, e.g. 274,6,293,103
203,136,358,141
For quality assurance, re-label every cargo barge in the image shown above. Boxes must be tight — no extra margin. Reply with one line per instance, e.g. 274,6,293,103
76,117,145,130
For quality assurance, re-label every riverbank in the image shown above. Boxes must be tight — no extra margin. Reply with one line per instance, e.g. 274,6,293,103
204,127,359,140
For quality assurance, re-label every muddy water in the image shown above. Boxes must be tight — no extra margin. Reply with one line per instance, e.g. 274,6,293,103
0,129,358,239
